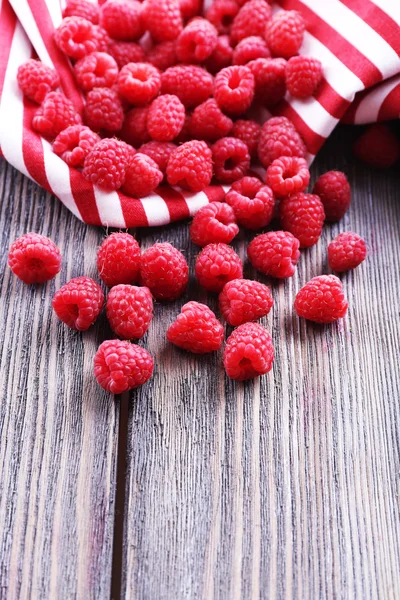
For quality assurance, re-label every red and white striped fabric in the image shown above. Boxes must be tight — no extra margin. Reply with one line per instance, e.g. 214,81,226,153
0,0,399,228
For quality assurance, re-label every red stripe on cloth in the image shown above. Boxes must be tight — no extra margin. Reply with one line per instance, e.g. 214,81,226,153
0,0,17,98
118,192,149,228
69,170,102,226
22,97,52,192
313,80,352,120
274,100,326,155
203,185,226,203
155,186,190,222
378,84,400,121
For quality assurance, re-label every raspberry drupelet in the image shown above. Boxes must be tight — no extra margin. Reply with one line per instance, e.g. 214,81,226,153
266,156,310,198
264,10,305,59
258,116,306,168
122,153,163,197
167,140,213,192
94,340,154,393
161,65,213,108
231,119,261,158
17,60,60,104
230,0,272,45
312,170,351,222
147,95,185,142
279,192,325,248
195,243,243,293
140,242,189,301
32,92,81,139
248,57,286,105
106,284,153,339
225,177,275,230
117,63,161,105
214,65,254,115
52,276,104,330
189,202,239,247
63,0,100,24
83,138,131,190
328,232,367,272
97,232,141,287
144,0,183,42
219,278,273,326
223,322,274,381
294,275,348,323
139,141,177,174
99,0,143,41
189,99,233,141
285,56,323,98
232,36,270,65
212,137,250,183
176,17,218,63
53,125,100,168
8,233,62,284
247,230,300,278
167,302,224,354
74,52,118,92
84,87,124,132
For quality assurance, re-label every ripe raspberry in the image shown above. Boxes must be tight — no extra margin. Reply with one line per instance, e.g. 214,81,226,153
248,57,286,104
32,92,81,139
167,140,213,191
219,278,273,326
189,98,233,141
161,65,213,107
63,0,99,23
232,36,270,65
122,153,163,197
74,52,118,92
139,141,177,173
180,0,202,20
190,202,239,246
226,176,275,229
279,193,325,248
140,242,189,300
205,35,233,73
352,123,400,169
212,137,250,183
17,60,60,104
285,56,322,98
52,276,104,330
94,340,153,393
83,138,130,190
247,230,300,278
176,17,218,63
265,10,305,59
54,16,100,60
147,94,185,142
206,0,239,35
120,106,151,147
195,243,243,292
328,232,367,272
174,113,192,143
146,41,178,71
8,232,61,284
144,0,183,42
231,119,260,157
97,232,141,287
108,41,145,68
53,125,100,167
223,322,274,381
312,170,351,222
258,116,306,168
294,275,348,323
266,156,310,198
118,63,161,105
167,302,224,353
231,0,272,44
84,87,124,132
106,284,153,339
92,25,111,52
214,65,254,115
100,0,143,41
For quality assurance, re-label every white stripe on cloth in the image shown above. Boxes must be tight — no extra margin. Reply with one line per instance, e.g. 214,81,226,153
369,0,400,24
289,97,340,138
355,76,400,124
178,190,213,216
141,193,171,226
8,0,53,67
94,189,126,229
45,0,63,28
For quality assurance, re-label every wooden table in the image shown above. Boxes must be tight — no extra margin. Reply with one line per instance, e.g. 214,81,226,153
1,127,399,600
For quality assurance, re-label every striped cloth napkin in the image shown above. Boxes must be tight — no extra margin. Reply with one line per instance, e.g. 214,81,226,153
0,0,399,229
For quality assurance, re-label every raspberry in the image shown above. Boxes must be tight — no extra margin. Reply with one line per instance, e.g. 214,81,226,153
83,138,130,190
54,16,99,60
212,137,250,183
257,116,306,168
167,302,224,353
225,176,275,229
118,63,161,105
176,17,218,63
166,140,213,191
279,193,325,248
17,59,60,104
190,202,239,246
147,94,185,142
161,65,213,107
180,0,202,20
74,52,118,92
248,57,286,105
53,124,100,167
214,65,254,115
294,275,348,323
328,232,367,272
140,242,189,300
285,56,322,98
223,322,274,381
32,92,81,139
206,0,239,35
232,36,270,65
8,233,61,284
120,106,151,147
92,25,111,52
122,153,163,197
189,98,232,141
312,170,351,222
205,35,233,73
219,278,273,326
106,284,153,339
63,0,99,23
94,340,153,393
144,0,183,42
352,123,400,169
175,113,192,143
146,41,177,71
265,10,305,59
231,0,272,45
195,243,243,292
100,0,143,41
139,141,177,173
266,156,310,198
231,119,260,157
247,230,300,278
97,232,141,287
52,276,104,330
108,41,145,69
84,87,124,132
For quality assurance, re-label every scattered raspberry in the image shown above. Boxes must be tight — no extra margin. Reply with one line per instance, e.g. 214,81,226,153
52,276,104,330
167,140,213,191
161,65,213,107
279,193,325,248
74,52,118,92
233,36,270,65
97,232,141,287
352,123,400,169
189,98,233,141
212,137,250,183
53,124,100,167
231,119,260,157
17,59,60,104
108,41,145,68
63,0,100,23
176,17,218,63
328,232,367,272
106,284,153,339
190,202,239,246
206,0,239,35
265,10,305,59
226,176,275,229
247,230,300,278
8,232,61,284
258,116,306,168
118,62,161,105
205,35,233,73
83,138,130,190
54,16,99,60
294,275,348,323
32,92,81,139
120,106,151,147
223,322,274,381
140,242,189,300
312,170,351,222
84,87,124,132
219,278,273,326
266,155,310,198
144,0,183,42
147,94,185,142
214,65,254,115
122,153,163,197
100,0,143,41
195,243,243,292
94,340,153,393
285,56,322,98
139,141,177,173
248,57,286,104
146,41,177,71
167,302,224,353
231,0,272,44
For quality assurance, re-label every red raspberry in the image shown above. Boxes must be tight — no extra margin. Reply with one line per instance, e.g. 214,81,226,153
120,106,151,147
180,0,203,21
266,156,310,198
231,0,272,45
206,0,239,35
32,92,81,139
161,65,213,107
167,301,224,353
231,119,260,157
92,25,111,52
190,202,239,246
122,153,163,197
294,275,348,323
214,65,254,115
139,141,177,173
233,36,270,65
100,0,143,41
146,41,178,71
205,35,233,73
258,116,306,168
212,137,250,183
108,41,145,69
265,10,305,59
17,59,60,104
52,276,104,330
140,242,189,300
279,193,325,248
219,278,273,326
247,230,300,278
8,233,61,284
328,232,367,272
195,243,243,292
106,284,153,339
226,176,275,229
174,113,192,143
144,0,183,42
285,56,322,98
54,16,100,60
312,170,351,222
166,140,213,191
223,322,274,381
84,87,124,132
147,94,185,142
352,123,400,169
176,17,218,63
53,124,100,167
83,138,130,190
118,63,161,105
189,98,232,141
63,0,100,24
94,340,153,393
74,52,118,92
97,232,141,287
248,57,286,105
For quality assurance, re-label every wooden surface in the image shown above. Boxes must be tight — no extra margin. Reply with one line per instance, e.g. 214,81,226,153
1,128,400,599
